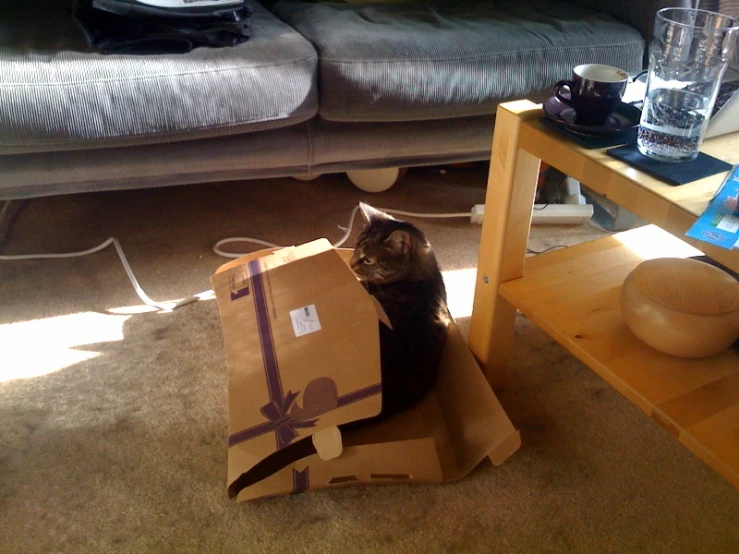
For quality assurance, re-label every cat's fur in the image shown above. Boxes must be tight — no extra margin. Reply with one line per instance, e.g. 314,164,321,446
227,204,449,499
349,202,449,420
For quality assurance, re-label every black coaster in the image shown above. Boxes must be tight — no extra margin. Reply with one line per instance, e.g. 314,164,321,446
539,118,637,149
606,144,732,186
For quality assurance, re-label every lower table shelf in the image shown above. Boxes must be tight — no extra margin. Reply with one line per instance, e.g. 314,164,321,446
499,224,739,489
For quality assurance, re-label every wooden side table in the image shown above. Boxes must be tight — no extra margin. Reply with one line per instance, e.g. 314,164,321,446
468,100,739,489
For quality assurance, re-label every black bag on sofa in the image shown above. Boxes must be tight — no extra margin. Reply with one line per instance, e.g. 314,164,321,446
74,0,254,54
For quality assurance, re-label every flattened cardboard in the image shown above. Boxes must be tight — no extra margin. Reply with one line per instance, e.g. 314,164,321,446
212,241,521,502
212,240,384,487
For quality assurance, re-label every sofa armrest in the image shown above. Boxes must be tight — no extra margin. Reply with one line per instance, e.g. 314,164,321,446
572,1,692,56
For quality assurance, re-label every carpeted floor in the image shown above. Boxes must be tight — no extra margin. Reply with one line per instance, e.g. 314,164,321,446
0,168,737,553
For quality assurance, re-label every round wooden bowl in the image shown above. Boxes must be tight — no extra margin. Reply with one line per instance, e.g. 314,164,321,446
620,258,739,358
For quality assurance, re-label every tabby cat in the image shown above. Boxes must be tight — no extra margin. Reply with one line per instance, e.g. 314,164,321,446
228,203,449,499
350,202,449,420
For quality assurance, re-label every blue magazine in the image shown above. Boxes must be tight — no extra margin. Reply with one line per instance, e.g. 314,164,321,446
686,163,739,250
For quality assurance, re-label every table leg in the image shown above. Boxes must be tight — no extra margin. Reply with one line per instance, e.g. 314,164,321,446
468,105,540,390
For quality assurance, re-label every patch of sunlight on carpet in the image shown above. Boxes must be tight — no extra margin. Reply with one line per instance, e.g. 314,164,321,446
0,312,129,383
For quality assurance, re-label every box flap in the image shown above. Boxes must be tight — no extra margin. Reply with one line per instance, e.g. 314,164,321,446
435,324,521,478
236,438,443,502
211,241,383,484
214,238,334,276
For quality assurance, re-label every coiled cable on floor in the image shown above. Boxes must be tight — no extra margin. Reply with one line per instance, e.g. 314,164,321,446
0,201,471,311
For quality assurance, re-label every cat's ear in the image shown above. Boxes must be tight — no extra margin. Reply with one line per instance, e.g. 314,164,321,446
384,230,411,255
359,202,392,223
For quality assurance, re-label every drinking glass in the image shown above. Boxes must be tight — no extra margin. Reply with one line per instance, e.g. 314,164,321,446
637,8,739,162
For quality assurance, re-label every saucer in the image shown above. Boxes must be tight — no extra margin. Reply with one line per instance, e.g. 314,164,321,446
542,95,641,136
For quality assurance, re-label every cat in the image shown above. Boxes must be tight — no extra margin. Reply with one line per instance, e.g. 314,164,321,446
227,203,449,499
349,202,450,420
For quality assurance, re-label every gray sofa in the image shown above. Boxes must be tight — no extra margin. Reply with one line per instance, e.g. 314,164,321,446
0,0,682,199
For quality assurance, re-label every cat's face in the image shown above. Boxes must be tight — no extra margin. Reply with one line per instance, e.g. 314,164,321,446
350,203,431,283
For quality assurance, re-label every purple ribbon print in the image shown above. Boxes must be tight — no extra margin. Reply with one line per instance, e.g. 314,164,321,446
227,259,382,451
229,391,319,450
292,468,310,493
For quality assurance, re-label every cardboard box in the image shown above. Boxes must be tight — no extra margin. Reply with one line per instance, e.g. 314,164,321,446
211,239,520,502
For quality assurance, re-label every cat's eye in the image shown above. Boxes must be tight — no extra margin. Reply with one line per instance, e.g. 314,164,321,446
362,257,376,266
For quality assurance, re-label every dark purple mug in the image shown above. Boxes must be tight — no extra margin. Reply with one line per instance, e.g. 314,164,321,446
554,64,629,126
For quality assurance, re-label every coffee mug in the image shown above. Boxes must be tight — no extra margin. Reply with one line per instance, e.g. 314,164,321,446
553,64,629,125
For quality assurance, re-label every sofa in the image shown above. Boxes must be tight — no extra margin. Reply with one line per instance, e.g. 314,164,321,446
0,0,686,199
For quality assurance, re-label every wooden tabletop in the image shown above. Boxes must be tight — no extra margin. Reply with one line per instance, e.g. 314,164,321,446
509,100,739,272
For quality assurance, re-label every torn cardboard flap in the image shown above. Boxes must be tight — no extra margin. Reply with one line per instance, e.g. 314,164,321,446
212,241,521,501
211,240,385,482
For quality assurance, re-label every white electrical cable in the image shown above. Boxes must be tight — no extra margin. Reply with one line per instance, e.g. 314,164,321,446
212,204,360,258
381,208,470,219
0,201,471,311
0,200,205,310
0,236,202,311
212,205,471,258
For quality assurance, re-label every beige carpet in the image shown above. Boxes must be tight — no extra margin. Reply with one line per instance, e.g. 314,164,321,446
0,168,737,554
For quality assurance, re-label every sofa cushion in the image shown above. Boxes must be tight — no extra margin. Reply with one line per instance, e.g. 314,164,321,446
271,0,645,122
0,1,318,154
